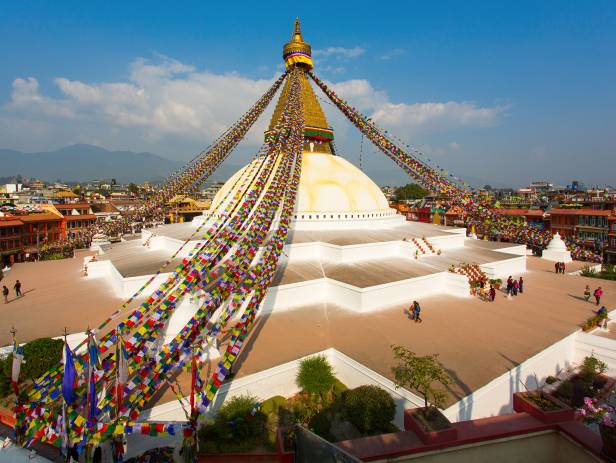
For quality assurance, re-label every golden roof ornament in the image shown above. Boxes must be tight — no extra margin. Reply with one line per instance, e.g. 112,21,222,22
283,18,313,70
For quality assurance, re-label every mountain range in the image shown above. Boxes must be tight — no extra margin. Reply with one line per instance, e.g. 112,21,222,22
0,144,188,184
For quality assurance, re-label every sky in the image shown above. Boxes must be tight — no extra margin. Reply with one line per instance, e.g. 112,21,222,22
0,1,615,187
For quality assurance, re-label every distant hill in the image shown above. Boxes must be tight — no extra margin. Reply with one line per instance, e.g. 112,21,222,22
0,144,186,183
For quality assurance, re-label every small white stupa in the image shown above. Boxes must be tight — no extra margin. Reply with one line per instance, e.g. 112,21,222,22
542,232,572,263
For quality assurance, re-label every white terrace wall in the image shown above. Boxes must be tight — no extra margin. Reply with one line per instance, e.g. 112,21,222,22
442,332,578,422
574,331,616,374
479,255,526,279
142,348,424,429
259,271,470,313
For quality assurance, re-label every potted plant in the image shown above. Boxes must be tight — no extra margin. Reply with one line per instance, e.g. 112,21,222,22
577,397,616,460
554,356,614,407
391,345,457,444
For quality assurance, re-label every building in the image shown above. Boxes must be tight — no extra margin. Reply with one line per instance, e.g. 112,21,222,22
606,214,616,264
493,209,546,229
406,207,432,223
53,202,97,238
91,202,121,223
167,196,210,223
547,208,610,250
444,205,466,227
0,216,24,266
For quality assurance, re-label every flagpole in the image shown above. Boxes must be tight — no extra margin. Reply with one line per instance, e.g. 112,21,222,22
10,326,22,446
62,327,71,462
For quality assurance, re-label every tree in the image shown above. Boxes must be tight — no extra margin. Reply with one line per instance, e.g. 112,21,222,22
394,183,428,201
483,184,492,191
128,183,139,196
391,345,452,409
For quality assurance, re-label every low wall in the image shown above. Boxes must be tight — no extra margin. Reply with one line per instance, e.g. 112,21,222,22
260,271,468,313
442,332,578,422
479,255,527,279
142,348,424,429
574,330,616,373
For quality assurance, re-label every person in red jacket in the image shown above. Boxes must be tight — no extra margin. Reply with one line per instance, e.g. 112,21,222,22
594,287,603,306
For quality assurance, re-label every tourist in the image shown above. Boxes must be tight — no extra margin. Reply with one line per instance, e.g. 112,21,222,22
555,262,559,273
489,285,496,302
584,285,591,302
506,276,513,295
13,280,21,298
479,284,486,301
594,287,603,306
512,279,519,296
561,262,566,274
2,285,8,304
518,276,524,294
412,301,422,323
597,306,608,318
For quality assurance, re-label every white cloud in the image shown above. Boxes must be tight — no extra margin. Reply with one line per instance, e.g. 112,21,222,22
0,55,505,159
313,46,365,59
329,78,504,136
380,48,405,61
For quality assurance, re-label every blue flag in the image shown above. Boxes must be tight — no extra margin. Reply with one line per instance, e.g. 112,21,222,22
61,343,77,404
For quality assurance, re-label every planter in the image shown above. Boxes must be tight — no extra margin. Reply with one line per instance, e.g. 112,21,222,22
553,374,616,407
600,424,616,461
276,427,294,463
404,408,457,445
512,392,574,424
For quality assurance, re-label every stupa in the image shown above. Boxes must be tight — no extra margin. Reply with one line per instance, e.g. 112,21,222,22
541,232,572,263
201,18,399,231
95,19,527,322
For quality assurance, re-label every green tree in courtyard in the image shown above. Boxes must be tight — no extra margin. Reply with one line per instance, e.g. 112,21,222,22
391,345,452,409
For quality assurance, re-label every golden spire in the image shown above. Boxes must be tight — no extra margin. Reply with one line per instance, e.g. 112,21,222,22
267,19,334,153
291,17,303,42
283,17,313,70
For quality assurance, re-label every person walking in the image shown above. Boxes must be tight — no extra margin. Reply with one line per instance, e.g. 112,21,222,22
512,279,519,296
2,285,8,304
479,284,486,301
518,276,524,294
13,280,21,298
594,287,603,306
584,285,591,302
489,285,496,302
561,262,566,274
412,301,422,323
554,262,559,273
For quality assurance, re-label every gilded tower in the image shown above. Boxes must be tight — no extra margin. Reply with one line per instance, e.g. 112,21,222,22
266,18,335,154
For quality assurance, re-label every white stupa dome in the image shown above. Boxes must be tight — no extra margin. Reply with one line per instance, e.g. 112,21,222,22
206,152,401,230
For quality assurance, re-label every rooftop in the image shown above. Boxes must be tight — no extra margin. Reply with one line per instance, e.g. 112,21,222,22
1,248,606,413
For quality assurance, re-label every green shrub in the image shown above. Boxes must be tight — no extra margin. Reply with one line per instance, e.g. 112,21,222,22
580,355,607,383
343,385,396,435
332,378,348,399
198,394,267,453
261,395,286,416
296,355,335,396
580,267,597,277
309,410,333,440
557,380,574,400
0,337,63,398
545,376,558,385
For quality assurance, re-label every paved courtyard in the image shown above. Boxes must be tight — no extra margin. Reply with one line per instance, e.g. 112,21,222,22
0,249,610,410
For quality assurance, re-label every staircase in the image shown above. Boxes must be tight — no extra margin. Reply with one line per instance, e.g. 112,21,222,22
450,263,487,294
410,237,436,257
421,237,438,254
